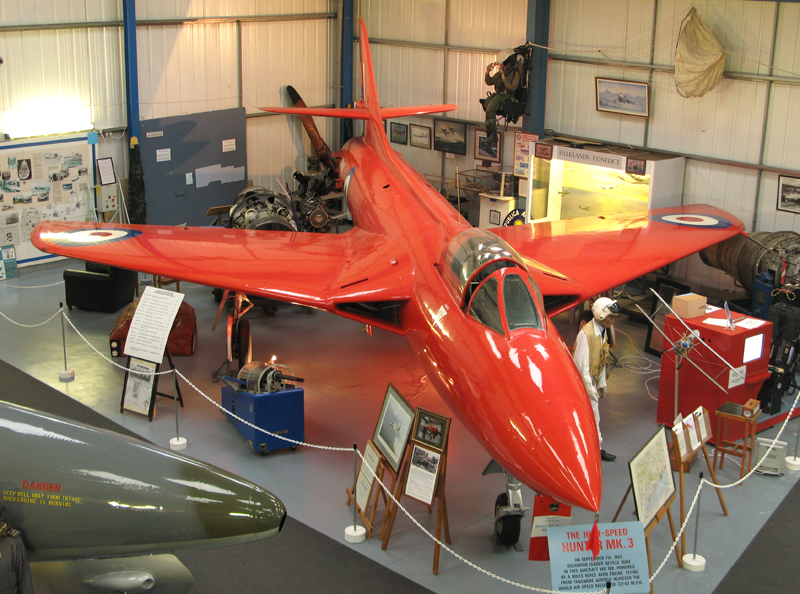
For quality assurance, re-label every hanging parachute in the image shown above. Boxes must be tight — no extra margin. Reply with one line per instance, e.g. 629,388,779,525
674,8,726,98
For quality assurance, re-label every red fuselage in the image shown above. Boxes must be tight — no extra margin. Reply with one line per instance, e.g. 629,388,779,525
340,127,602,512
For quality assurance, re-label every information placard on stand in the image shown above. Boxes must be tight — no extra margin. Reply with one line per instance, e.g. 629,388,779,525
125,286,185,363
120,286,185,420
345,440,385,539
122,358,158,418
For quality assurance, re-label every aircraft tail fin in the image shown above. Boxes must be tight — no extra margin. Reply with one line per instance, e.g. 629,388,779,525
260,18,456,142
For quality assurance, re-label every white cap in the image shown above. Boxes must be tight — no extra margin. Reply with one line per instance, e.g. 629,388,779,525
592,297,620,322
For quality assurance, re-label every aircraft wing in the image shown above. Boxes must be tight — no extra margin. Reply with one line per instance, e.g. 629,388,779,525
31,222,414,319
491,204,744,307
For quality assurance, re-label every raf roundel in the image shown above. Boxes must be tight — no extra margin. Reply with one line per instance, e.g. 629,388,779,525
46,228,143,247
651,213,733,229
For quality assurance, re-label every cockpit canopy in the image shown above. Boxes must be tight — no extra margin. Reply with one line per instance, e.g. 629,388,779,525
442,228,544,337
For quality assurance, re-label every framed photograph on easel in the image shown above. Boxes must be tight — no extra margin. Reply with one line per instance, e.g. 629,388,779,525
411,407,451,452
372,383,415,474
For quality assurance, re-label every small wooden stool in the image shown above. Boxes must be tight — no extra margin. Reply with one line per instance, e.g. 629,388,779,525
713,401,761,480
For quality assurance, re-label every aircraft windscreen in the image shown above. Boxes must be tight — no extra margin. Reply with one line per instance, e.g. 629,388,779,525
468,276,504,336
503,274,542,331
442,228,524,304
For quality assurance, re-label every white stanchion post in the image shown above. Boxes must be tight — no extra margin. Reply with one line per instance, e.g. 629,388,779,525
58,303,74,382
785,415,800,470
344,443,366,543
683,472,706,571
169,369,187,450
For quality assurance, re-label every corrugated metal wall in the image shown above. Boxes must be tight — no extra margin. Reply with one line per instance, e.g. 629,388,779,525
0,1,333,190
4,0,799,292
0,1,127,173
361,0,529,181
547,0,800,291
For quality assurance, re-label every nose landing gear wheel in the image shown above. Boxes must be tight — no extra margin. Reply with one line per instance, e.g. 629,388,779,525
494,492,521,547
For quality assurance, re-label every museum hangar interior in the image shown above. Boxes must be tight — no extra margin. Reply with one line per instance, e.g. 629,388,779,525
2,1,800,593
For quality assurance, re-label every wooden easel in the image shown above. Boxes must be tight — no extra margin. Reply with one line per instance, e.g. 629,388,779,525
613,487,681,593
346,440,390,539
381,444,451,575
644,494,681,593
671,407,727,557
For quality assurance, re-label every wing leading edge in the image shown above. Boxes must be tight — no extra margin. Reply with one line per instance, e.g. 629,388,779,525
491,205,744,314
31,221,414,332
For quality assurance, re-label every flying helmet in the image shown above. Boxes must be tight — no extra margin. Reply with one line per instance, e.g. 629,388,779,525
592,297,620,322
496,49,515,65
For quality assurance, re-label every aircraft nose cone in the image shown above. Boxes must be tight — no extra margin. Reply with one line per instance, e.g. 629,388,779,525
186,468,287,541
479,334,603,512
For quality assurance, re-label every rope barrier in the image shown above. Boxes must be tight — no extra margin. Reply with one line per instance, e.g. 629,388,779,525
0,281,65,289
0,306,63,328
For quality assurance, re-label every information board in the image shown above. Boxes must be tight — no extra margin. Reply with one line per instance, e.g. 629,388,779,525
0,135,95,265
124,286,185,363
548,521,649,593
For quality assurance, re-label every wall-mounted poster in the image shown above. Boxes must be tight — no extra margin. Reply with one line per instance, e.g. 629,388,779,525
0,135,94,265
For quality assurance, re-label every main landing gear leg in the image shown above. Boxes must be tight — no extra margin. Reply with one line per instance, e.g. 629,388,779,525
483,460,529,551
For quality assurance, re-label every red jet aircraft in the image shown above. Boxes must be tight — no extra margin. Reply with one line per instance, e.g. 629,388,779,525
32,19,744,513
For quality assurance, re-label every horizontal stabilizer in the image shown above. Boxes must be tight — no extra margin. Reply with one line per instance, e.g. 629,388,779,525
261,106,373,120
381,105,457,119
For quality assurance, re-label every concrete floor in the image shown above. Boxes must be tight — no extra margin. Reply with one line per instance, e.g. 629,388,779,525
2,260,799,594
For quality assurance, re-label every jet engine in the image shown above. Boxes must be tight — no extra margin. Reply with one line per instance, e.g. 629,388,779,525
228,186,297,231
700,231,800,293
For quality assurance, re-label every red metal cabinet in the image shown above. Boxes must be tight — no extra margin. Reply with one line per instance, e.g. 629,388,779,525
657,309,772,442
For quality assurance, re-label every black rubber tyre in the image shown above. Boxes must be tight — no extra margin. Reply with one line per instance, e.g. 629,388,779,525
494,493,521,547
238,319,252,369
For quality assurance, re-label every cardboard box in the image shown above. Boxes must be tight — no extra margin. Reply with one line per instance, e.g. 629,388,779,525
671,293,707,319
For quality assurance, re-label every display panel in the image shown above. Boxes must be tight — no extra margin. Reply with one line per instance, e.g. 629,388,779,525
743,333,764,364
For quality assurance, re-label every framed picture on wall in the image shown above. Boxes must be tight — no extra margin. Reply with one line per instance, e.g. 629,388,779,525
474,130,501,163
409,124,431,149
626,158,646,175
596,77,650,118
389,122,408,145
433,119,467,155
777,175,800,214
534,143,553,159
